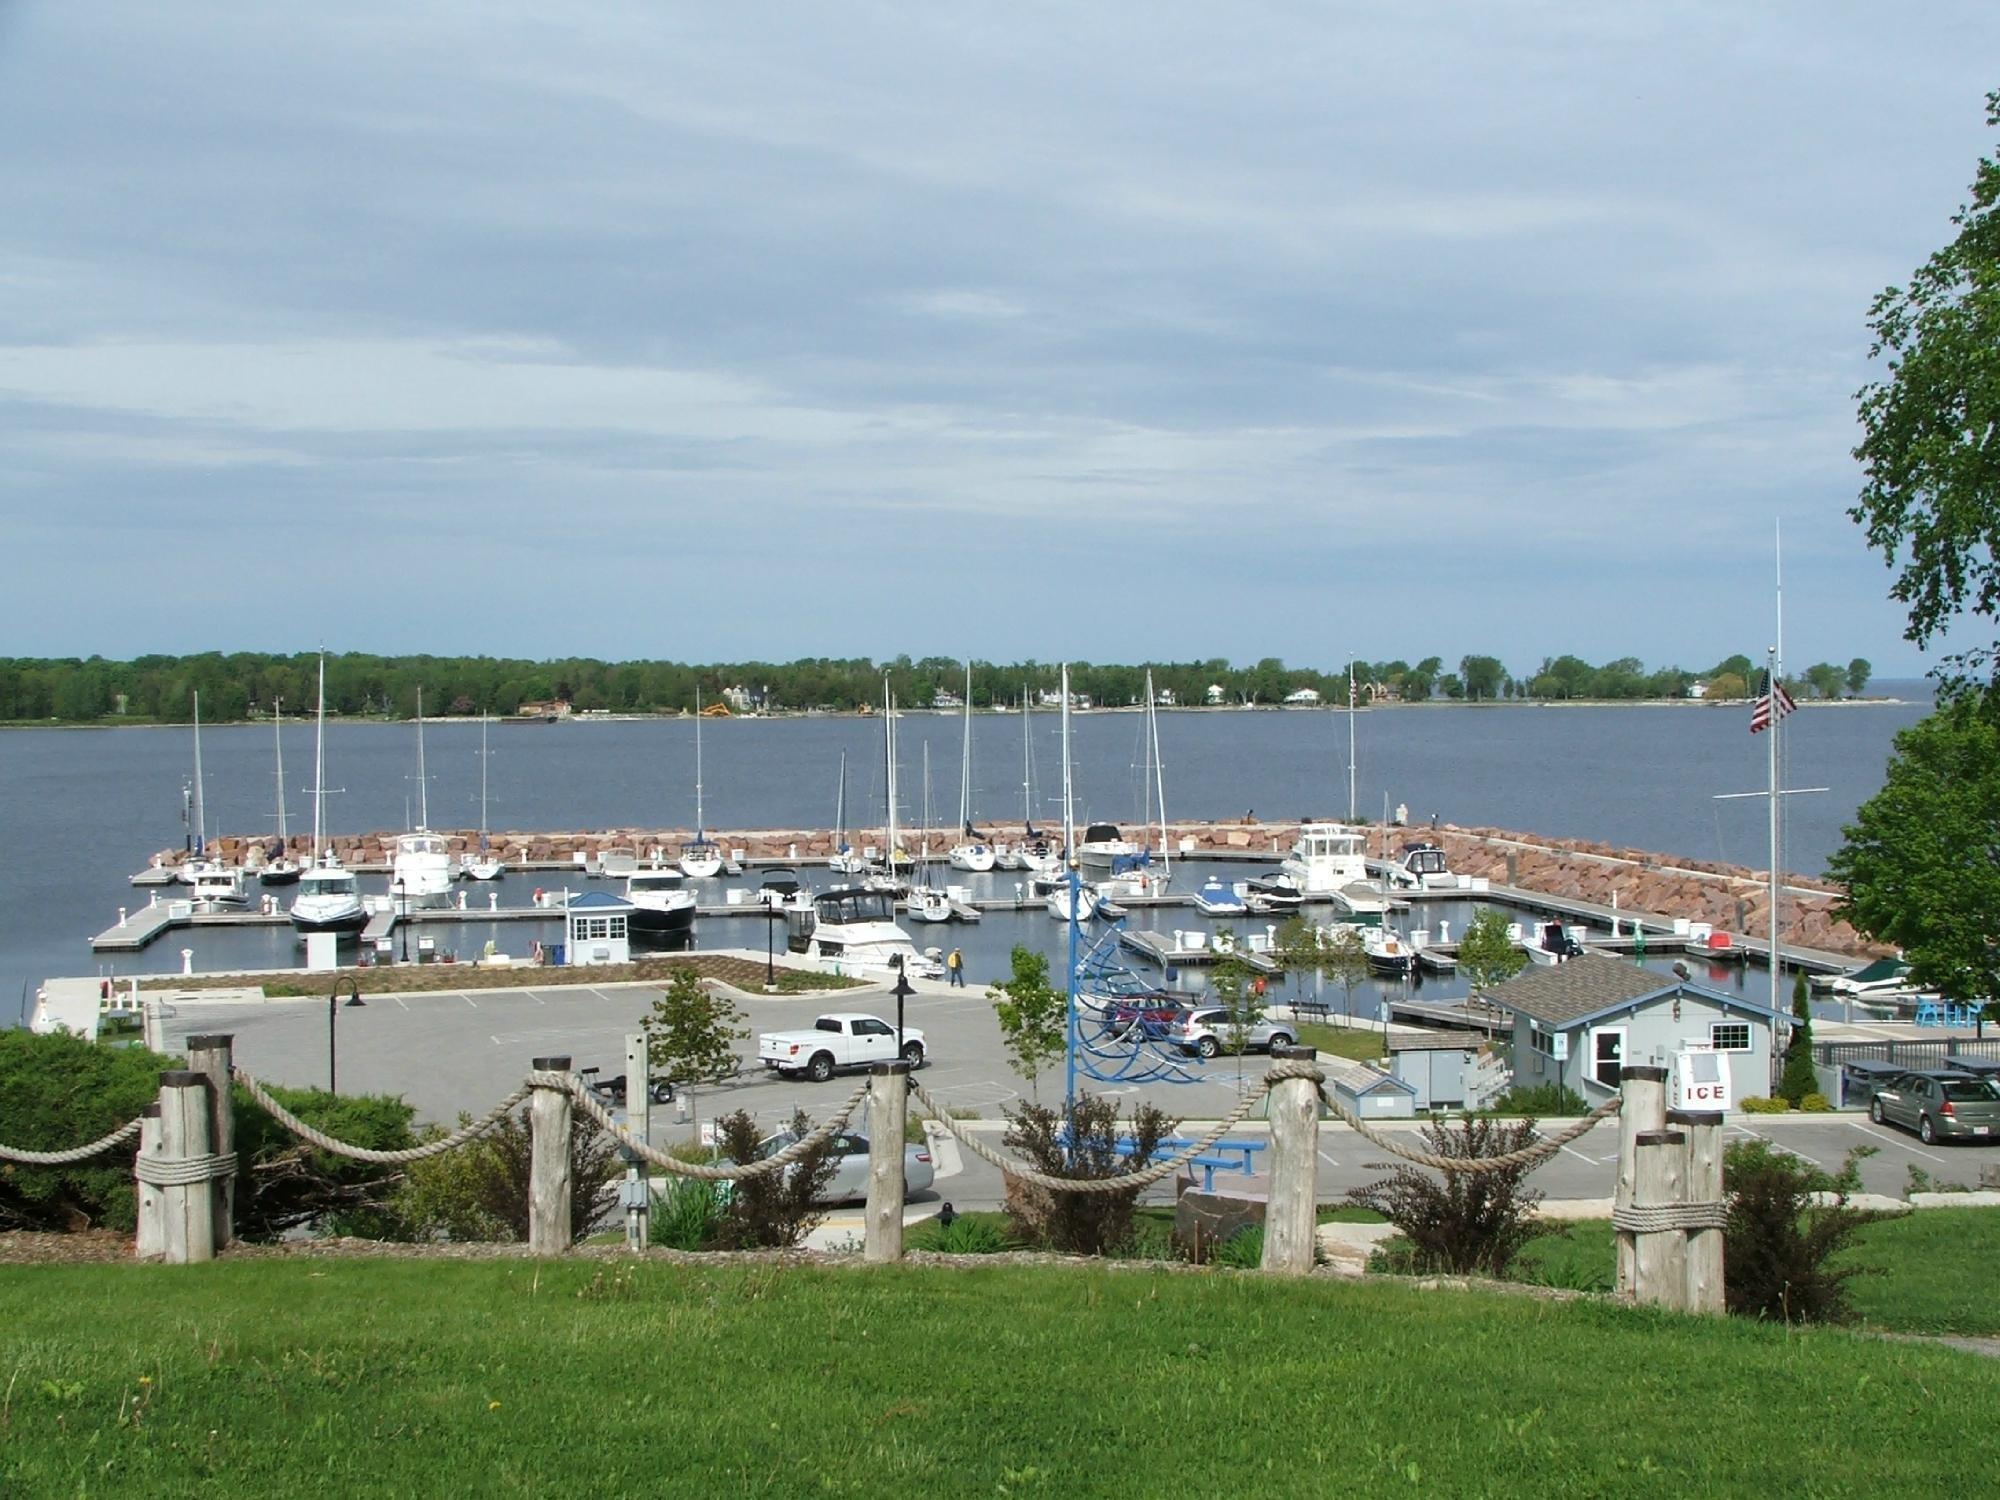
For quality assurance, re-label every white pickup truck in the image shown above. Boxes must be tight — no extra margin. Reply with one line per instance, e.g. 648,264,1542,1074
758,1013,926,1081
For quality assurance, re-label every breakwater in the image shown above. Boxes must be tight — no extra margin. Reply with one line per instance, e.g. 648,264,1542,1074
160,817,1877,958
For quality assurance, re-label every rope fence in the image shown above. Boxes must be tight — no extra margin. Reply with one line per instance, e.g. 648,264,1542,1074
0,1117,143,1166
233,1069,532,1165
554,1072,872,1182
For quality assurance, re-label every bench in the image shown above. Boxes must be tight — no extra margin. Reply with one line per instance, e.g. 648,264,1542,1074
1291,998,1332,1023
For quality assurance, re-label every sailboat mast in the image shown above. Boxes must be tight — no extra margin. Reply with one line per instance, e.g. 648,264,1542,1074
478,711,490,849
1021,685,1033,827
1146,670,1169,876
273,697,287,843
192,690,206,857
883,674,898,869
959,661,974,835
415,686,430,830
693,686,705,837
1348,657,1358,823
835,750,847,852
1060,664,1075,857
312,656,326,861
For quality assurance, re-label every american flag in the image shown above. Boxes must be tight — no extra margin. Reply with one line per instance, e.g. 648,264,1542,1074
1750,676,1797,734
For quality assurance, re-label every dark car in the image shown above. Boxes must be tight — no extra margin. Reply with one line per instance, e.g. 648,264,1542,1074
1869,1070,2000,1144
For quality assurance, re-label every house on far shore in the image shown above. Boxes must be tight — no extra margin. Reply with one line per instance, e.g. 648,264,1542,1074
1479,954,1777,1104
1686,680,1710,700
1283,687,1322,706
1206,683,1227,705
516,698,572,720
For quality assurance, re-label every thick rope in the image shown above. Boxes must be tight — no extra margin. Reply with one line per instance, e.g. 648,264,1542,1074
1327,1092,1622,1173
135,1152,237,1187
549,1072,872,1181
1613,1201,1731,1232
0,1117,143,1165
234,1068,532,1164
907,1059,1324,1195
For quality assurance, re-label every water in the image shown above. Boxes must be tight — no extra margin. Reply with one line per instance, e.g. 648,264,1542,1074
0,687,1931,1008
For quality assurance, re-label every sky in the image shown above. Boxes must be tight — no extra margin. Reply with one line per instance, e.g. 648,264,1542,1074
1,2,1994,677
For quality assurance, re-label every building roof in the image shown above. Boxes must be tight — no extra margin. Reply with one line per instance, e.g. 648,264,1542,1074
1322,1059,1415,1096
1387,1031,1491,1053
1482,953,1778,1029
566,889,635,911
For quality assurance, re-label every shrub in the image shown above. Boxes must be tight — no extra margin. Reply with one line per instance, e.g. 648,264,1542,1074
1210,1225,1265,1269
1493,1083,1587,1117
235,1084,422,1240
912,1215,1012,1254
1800,1092,1833,1114
1777,978,1819,1105
711,1109,837,1250
1345,1117,1549,1277
0,1030,171,1232
1000,1094,1177,1255
648,1176,725,1250
394,1104,620,1243
1739,1096,1793,1114
1723,1138,1875,1323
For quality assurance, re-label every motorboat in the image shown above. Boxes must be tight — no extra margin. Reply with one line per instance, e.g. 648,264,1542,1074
1281,822,1370,896
625,869,697,949
392,689,458,909
598,847,639,879
907,886,953,924
1513,920,1581,966
679,688,724,879
1191,876,1248,916
785,886,943,981
1239,873,1304,914
289,656,368,936
1330,882,1392,927
189,865,250,913
464,713,507,881
1394,841,1455,890
1075,822,1142,874
1363,926,1413,976
1042,878,1099,923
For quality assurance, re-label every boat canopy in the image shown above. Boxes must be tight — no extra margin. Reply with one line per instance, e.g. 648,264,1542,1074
1082,823,1122,843
815,887,896,925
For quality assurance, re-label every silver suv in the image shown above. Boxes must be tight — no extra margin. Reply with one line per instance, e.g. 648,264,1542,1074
1169,1007,1296,1059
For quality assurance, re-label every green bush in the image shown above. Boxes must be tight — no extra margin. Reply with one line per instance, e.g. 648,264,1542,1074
1001,1094,1177,1256
1739,1096,1793,1114
234,1083,422,1240
648,1176,724,1250
912,1215,1013,1254
394,1105,620,1244
1493,1083,1588,1117
1724,1139,1875,1323
711,1109,837,1250
1800,1092,1833,1114
1347,1116,1549,1277
0,1030,171,1232
1210,1225,1265,1269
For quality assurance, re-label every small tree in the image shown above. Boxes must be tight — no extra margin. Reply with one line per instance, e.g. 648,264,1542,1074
711,1108,838,1250
1207,929,1262,1076
988,945,1066,1100
1346,1116,1549,1277
1272,914,1322,989
1001,1093,1176,1255
396,1105,621,1243
642,967,749,1135
1723,1139,1873,1323
1777,971,1819,1105
1846,658,1872,697
1322,925,1369,1022
1457,907,1528,993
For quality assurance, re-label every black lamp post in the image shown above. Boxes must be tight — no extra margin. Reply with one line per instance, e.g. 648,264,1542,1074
764,900,779,989
328,976,364,1093
394,878,410,963
890,955,915,1058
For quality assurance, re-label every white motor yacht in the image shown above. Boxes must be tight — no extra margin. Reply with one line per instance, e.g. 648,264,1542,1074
1281,822,1370,896
625,869,697,949
785,886,942,981
1075,822,1142,874
290,657,369,935
392,831,455,910
189,865,250,913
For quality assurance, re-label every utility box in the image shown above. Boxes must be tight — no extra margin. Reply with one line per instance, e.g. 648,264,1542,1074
1671,1044,1731,1112
305,931,339,973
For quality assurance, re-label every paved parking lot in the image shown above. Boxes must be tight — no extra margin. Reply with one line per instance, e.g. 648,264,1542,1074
161,978,2000,1210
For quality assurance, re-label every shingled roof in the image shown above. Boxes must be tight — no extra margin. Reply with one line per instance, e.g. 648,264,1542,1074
1482,954,1678,1026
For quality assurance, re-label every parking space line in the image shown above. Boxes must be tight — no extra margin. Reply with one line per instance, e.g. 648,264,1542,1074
1846,1120,1947,1163
1317,1149,1340,1169
394,996,409,1011
1732,1125,1821,1166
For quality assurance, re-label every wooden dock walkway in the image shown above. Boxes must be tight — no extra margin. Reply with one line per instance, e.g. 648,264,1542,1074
90,901,183,952
1118,929,1278,974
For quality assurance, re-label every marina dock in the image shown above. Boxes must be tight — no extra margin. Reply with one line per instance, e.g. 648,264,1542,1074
90,900,182,952
1118,928,1278,974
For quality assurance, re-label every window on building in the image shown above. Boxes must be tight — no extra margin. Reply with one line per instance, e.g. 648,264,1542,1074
1590,1027,1624,1088
1710,1022,1752,1052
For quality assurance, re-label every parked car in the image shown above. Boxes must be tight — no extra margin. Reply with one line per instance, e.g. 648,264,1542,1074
751,1127,935,1203
1869,1070,2000,1144
1167,1006,1297,1059
758,1013,925,1081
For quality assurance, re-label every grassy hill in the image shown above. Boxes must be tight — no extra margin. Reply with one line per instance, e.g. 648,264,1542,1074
0,1257,1991,1496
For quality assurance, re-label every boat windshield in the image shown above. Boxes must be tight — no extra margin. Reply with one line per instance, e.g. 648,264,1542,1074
815,889,896,925
302,870,357,894
629,874,684,893
397,835,447,857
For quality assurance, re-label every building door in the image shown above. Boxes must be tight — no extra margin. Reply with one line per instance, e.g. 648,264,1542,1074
1592,1028,1623,1090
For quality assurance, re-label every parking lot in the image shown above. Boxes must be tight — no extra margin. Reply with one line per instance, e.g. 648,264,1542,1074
161,976,2000,1210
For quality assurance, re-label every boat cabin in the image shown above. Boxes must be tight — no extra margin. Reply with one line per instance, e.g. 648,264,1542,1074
788,886,897,951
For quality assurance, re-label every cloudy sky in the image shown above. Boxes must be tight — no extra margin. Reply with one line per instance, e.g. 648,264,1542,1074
2,2,1993,675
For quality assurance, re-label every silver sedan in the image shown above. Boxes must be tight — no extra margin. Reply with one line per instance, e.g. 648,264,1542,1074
754,1129,936,1202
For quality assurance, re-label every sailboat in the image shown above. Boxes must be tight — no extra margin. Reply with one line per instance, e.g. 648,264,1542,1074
181,691,248,911
1096,672,1172,901
291,654,368,934
391,687,456,909
947,663,996,872
1014,688,1060,875
1043,664,1099,922
678,688,724,878
463,712,506,880
864,676,908,894
910,743,952,922
828,751,868,874
258,697,303,886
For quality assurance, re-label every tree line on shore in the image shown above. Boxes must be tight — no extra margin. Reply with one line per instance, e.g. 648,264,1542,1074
0,649,1874,723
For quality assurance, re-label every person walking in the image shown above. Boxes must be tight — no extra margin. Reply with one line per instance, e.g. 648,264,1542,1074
947,947,965,988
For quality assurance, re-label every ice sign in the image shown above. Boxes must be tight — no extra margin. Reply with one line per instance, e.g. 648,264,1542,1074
1671,1044,1731,1112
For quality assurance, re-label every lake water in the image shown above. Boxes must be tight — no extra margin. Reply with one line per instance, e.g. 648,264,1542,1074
0,687,1931,1010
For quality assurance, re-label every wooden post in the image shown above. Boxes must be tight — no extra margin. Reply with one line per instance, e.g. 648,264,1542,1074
528,1056,573,1256
623,1031,650,1252
157,1071,216,1266
135,1105,164,1261
1261,1046,1320,1276
865,1061,911,1263
1670,1109,1726,1315
186,1033,235,1250
1631,1129,1688,1310
1614,1065,1667,1297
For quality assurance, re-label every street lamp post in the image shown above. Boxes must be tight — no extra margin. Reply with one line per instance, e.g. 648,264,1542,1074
328,976,364,1093
890,955,914,1058
764,901,779,990
394,879,410,964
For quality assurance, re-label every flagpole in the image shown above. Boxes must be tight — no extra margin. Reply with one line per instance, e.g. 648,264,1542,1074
1770,515,1784,1032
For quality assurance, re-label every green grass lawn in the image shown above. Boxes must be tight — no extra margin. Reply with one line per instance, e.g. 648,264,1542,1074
0,1258,1992,1496
1423,1208,2000,1336
1294,1021,1392,1062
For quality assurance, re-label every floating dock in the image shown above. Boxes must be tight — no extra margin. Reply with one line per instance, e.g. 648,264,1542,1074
1118,929,1278,974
